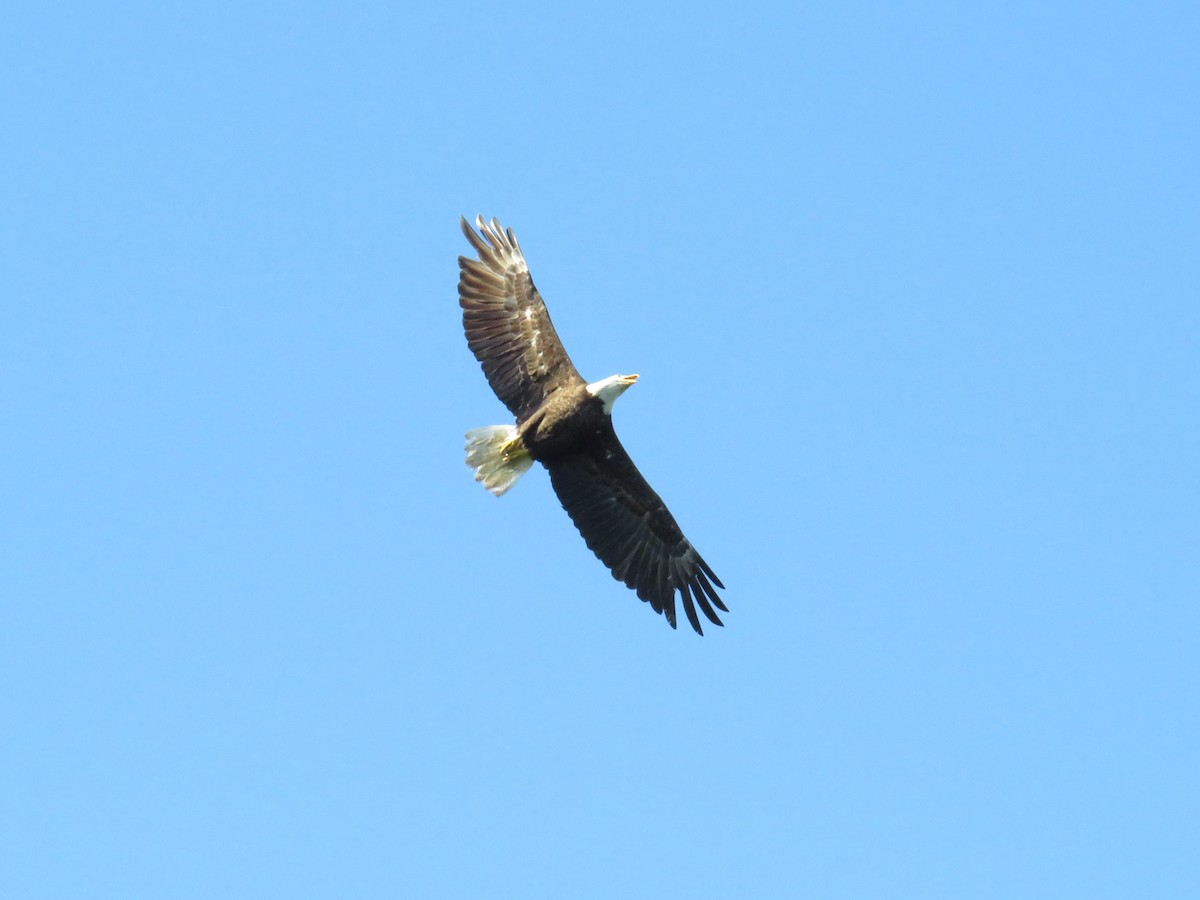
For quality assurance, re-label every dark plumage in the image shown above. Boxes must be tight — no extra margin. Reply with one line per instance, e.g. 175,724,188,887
459,216,726,634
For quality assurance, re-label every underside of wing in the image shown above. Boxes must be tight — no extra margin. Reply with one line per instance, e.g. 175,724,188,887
458,216,583,422
545,428,727,634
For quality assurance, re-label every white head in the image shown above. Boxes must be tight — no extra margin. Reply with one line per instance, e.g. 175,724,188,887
586,373,639,414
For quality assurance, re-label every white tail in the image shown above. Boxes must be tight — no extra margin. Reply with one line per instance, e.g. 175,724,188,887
464,426,533,496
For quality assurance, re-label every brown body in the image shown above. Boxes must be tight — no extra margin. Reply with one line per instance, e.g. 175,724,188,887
518,385,607,461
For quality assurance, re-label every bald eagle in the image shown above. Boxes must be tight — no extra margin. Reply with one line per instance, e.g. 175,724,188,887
459,216,727,634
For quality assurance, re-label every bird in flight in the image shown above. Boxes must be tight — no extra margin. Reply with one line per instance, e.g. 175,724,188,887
459,216,727,634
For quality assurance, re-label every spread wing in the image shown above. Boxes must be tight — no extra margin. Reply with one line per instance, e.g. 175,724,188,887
546,424,727,634
458,216,584,422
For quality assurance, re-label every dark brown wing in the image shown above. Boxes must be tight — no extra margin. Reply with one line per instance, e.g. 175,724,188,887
545,424,727,634
458,216,585,422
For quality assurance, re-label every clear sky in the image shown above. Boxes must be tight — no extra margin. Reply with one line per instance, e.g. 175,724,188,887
3,2,1197,897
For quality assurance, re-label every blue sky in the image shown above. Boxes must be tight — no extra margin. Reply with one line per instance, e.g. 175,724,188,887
3,2,1197,897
